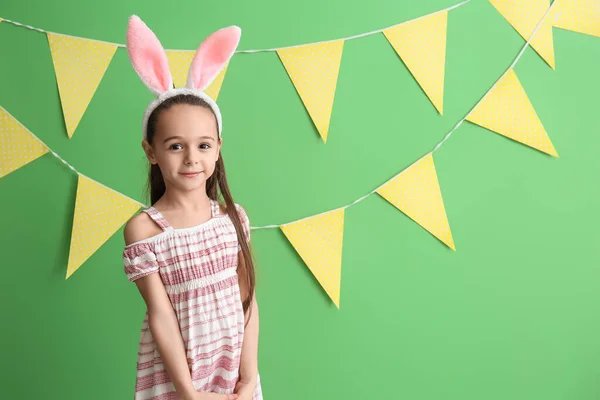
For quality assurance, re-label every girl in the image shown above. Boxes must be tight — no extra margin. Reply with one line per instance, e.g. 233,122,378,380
121,15,262,400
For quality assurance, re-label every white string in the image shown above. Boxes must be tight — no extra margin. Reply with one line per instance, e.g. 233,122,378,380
0,19,46,34
252,0,560,230
235,0,472,53
46,147,146,208
0,19,123,48
0,0,471,52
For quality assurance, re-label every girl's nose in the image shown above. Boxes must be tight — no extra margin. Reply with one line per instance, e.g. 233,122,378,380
184,151,200,165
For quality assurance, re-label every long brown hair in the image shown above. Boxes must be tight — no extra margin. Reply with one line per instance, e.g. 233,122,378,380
145,94,255,316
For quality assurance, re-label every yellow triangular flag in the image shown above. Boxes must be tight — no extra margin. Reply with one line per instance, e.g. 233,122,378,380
489,0,556,68
281,208,345,308
47,33,117,138
166,50,196,88
0,107,49,178
67,174,142,279
383,10,448,114
165,50,230,100
204,64,229,101
277,40,344,143
466,69,558,157
376,153,455,250
553,0,600,37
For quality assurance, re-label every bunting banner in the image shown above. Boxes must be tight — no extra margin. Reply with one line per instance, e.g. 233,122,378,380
377,153,455,250
0,107,49,178
66,174,142,279
553,0,600,38
280,209,345,308
383,10,448,114
466,68,558,157
165,50,230,100
489,0,556,69
2,0,596,306
47,33,117,139
277,40,345,144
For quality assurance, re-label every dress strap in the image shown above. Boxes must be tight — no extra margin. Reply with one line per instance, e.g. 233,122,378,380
143,207,173,232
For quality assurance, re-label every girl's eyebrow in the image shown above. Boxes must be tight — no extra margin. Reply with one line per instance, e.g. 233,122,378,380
163,135,215,143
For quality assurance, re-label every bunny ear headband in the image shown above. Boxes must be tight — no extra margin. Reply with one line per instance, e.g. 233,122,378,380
126,15,241,140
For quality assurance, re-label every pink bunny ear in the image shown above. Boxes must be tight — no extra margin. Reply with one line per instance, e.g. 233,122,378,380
126,15,173,95
186,26,241,91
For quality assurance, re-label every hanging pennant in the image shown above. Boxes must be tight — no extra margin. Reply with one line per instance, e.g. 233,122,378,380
165,50,196,88
377,153,455,250
383,10,448,114
0,107,49,178
466,68,558,157
277,40,344,143
47,33,117,138
66,174,142,279
281,208,345,308
489,0,556,69
165,50,230,100
204,63,229,101
553,0,600,38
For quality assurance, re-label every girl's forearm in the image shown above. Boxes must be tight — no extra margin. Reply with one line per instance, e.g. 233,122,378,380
239,295,260,382
148,308,197,398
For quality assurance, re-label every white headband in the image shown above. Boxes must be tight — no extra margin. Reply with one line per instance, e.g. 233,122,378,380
141,88,223,140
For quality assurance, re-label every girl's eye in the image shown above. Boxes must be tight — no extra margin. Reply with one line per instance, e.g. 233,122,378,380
169,144,183,150
200,144,211,150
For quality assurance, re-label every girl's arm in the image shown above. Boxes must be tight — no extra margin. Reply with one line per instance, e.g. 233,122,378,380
240,295,259,383
237,252,260,387
134,274,199,399
125,217,198,400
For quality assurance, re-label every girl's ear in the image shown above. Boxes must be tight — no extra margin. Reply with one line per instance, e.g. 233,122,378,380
142,140,158,164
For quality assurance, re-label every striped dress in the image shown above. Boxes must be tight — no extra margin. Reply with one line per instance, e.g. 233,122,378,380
123,199,263,400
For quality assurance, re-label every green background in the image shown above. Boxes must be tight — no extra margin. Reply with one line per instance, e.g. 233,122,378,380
1,0,599,398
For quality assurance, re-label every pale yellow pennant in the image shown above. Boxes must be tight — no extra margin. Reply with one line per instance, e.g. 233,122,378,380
376,153,455,250
466,68,558,157
277,40,344,143
67,174,142,279
47,33,117,138
553,0,600,37
204,64,229,101
166,50,196,88
0,107,49,178
489,0,556,69
165,50,230,100
383,10,448,114
281,208,345,308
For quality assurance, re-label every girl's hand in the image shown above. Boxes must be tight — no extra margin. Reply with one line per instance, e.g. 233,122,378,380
234,377,257,400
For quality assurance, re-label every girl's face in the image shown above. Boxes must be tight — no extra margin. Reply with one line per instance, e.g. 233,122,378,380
143,103,222,194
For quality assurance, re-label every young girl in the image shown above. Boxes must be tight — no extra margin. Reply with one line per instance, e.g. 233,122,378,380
121,15,262,400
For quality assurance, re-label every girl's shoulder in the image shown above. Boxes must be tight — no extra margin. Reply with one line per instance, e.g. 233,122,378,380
123,209,162,247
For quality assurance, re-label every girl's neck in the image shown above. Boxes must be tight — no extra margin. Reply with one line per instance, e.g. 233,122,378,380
156,187,211,213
